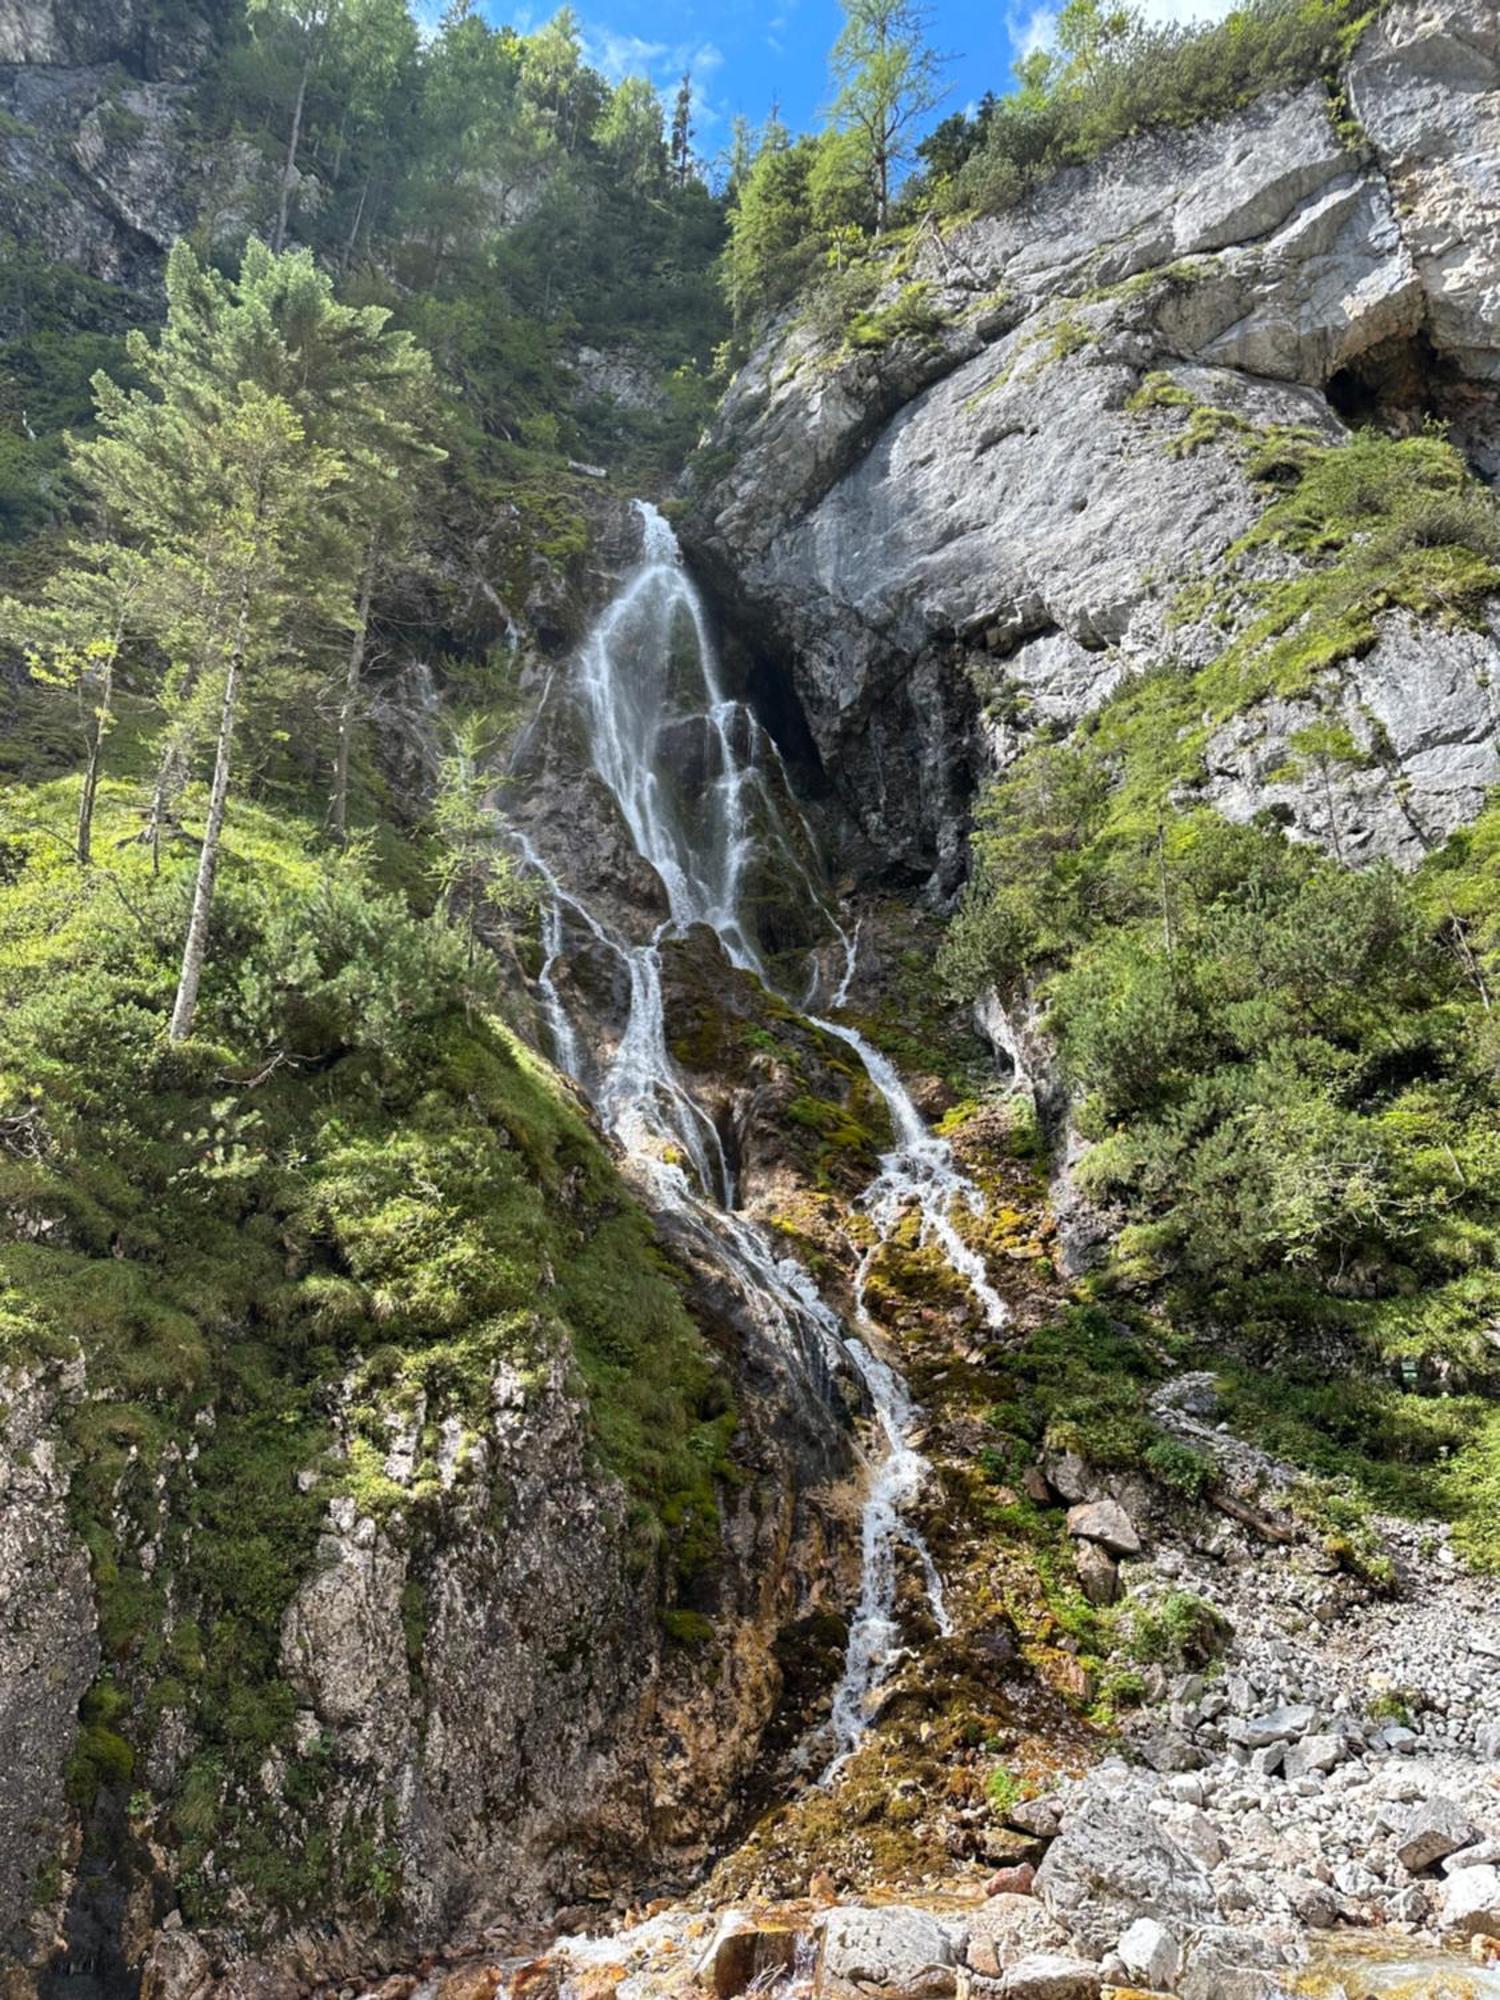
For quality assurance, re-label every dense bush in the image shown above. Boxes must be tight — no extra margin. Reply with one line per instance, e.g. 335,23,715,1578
921,0,1381,220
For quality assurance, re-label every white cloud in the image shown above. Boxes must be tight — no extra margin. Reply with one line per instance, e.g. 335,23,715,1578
584,26,668,81
1006,0,1239,64
1135,0,1239,18
1008,4,1057,58
579,22,727,132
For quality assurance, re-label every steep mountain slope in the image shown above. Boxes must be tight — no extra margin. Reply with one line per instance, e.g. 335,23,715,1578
683,0,1500,885
3,2,1500,1997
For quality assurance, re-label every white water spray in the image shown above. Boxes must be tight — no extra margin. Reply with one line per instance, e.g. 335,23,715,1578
517,502,1006,1762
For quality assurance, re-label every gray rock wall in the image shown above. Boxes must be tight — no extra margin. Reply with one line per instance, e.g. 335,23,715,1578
0,1360,98,1968
683,3,1500,884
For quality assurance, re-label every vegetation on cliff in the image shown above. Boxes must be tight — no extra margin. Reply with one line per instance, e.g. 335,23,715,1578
942,425,1500,1569
0,0,728,551
721,0,1383,325
0,67,736,1908
0,707,736,1913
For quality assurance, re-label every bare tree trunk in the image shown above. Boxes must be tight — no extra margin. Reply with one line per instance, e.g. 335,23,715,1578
273,58,310,253
144,729,188,875
330,555,374,844
341,169,371,272
169,620,244,1045
76,630,120,866
1319,757,1345,865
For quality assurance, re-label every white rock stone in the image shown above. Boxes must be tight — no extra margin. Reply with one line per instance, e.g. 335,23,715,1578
816,1904,964,1998
1116,1917,1182,1991
1439,1864,1500,1939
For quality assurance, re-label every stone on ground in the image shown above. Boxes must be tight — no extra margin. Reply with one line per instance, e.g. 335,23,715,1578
1396,1795,1480,1873
1440,1864,1500,1939
1065,1499,1141,1557
1033,1800,1215,1951
816,1904,964,1997
1116,1916,1182,1991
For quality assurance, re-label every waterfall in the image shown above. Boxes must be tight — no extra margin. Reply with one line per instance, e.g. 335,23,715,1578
516,501,1006,1763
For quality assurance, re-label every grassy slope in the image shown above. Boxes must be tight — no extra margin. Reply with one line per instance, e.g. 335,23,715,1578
0,683,735,1921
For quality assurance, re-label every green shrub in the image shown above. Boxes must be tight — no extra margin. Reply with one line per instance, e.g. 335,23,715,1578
919,0,1381,222
1145,1436,1213,1499
1129,1591,1231,1668
0,764,739,1915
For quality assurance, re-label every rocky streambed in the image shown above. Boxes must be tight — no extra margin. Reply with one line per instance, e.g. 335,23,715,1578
228,1373,1500,2000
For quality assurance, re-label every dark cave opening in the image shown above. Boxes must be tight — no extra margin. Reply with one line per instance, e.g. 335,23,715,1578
743,650,832,799
1326,329,1446,430
1327,329,1500,485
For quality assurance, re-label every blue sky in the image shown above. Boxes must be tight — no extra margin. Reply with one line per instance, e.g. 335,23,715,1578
465,0,1235,164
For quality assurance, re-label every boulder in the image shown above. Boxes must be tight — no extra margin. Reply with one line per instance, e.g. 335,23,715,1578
1396,1797,1480,1874
1282,1733,1346,1782
816,1905,964,1998
1034,1800,1215,1952
983,1864,1037,1898
965,1960,1102,1999
1178,1928,1299,2000
1073,1540,1119,1607
140,1933,213,2000
701,1913,802,1997
1287,1878,1340,1929
1116,1918,1182,1992
1140,1729,1204,1774
995,1956,1101,2000
1045,1453,1093,1504
967,1894,1069,1977
1065,1500,1141,1557
1439,1865,1500,1940
1234,1705,1317,1750
1445,1841,1500,1874
1165,1805,1227,1871
1006,1797,1063,1840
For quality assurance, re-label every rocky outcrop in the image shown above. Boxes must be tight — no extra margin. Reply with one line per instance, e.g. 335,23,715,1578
0,63,212,287
0,0,254,293
4,1312,854,1990
275,1347,676,1937
0,1359,98,1968
1202,611,1500,864
1349,0,1500,390
0,0,212,76
683,1,1500,887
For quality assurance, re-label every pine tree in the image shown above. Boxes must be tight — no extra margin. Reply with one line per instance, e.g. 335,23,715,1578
0,546,152,866
724,113,754,198
53,238,439,1042
670,72,694,188
829,0,943,230
431,717,527,970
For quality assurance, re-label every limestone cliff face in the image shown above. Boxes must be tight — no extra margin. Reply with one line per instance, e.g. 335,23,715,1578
0,1361,97,1973
2,1222,854,1991
683,0,1500,887
0,1,253,292
0,0,209,74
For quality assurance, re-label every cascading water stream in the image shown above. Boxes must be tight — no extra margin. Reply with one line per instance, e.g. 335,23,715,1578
515,501,1006,1764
